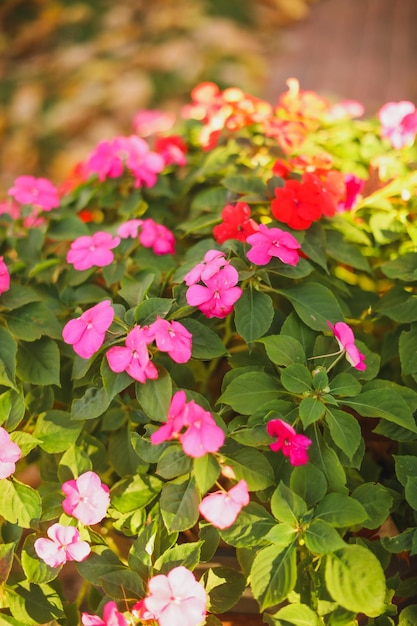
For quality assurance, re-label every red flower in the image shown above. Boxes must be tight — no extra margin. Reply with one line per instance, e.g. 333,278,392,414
213,202,259,243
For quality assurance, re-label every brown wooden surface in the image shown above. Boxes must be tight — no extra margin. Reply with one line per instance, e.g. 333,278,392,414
266,0,417,113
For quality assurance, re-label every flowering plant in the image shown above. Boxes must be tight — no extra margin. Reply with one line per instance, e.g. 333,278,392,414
1,80,417,626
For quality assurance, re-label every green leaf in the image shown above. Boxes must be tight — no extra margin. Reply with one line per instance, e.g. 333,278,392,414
17,338,60,386
405,476,417,510
160,476,200,531
234,289,274,342
218,371,279,414
193,454,221,493
272,603,321,625
271,481,307,525
304,519,346,554
277,282,345,331
8,581,64,625
219,503,275,548
325,408,362,460
156,445,193,479
309,433,347,493
134,297,174,324
329,373,362,397
375,286,417,323
290,464,327,506
71,385,110,420
223,174,267,196
315,493,368,527
58,444,92,482
264,522,298,548
5,302,62,342
257,335,306,366
325,545,386,617
399,326,417,376
251,543,297,610
0,389,25,429
0,327,17,389
394,455,417,487
180,318,228,359
9,431,40,457
399,605,417,626
0,479,42,528
21,535,61,584
32,410,82,453
108,423,145,476
352,483,393,529
221,443,275,490
135,368,172,421
101,359,132,401
202,566,247,613
76,545,125,584
381,528,414,554
299,396,326,427
326,230,370,272
99,569,144,600
0,542,15,584
280,363,312,393
111,474,162,513
154,541,202,574
381,253,417,282
342,389,417,433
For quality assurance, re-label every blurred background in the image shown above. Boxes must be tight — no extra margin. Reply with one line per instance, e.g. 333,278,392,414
0,0,416,194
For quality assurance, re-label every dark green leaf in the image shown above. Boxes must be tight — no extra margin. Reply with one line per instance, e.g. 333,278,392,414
234,288,274,342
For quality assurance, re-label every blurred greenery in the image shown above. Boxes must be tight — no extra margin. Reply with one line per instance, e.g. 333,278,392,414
0,0,317,192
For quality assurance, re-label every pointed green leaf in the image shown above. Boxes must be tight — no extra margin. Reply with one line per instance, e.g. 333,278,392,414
180,318,228,359
218,371,279,414
352,483,393,529
277,283,344,331
202,566,247,614
271,482,307,525
136,367,172,421
299,396,326,427
304,519,346,554
17,337,60,386
193,454,221,494
272,602,321,625
257,335,306,366
343,389,417,432
0,479,41,528
315,493,367,527
280,363,312,393
325,408,362,460
160,477,200,531
234,289,274,342
32,410,82,453
251,543,297,610
0,327,17,389
290,464,327,507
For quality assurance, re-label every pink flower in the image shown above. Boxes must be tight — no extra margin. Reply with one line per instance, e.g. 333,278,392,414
147,317,192,363
117,219,143,239
184,250,231,286
155,135,187,167
338,174,365,211
0,257,10,296
8,175,59,211
327,100,364,120
246,223,301,266
124,135,165,188
327,321,366,371
133,109,176,136
0,199,21,219
378,101,417,149
139,218,176,255
106,325,158,383
267,419,312,466
0,427,21,479
151,391,225,458
62,471,110,525
34,523,91,568
199,480,250,529
84,138,126,181
62,300,114,359
144,566,207,626
66,231,120,271
82,601,128,626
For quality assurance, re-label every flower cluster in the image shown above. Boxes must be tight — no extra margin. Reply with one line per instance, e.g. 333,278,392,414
185,250,242,318
151,390,225,458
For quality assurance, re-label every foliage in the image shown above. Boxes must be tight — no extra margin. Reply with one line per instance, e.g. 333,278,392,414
0,79,417,626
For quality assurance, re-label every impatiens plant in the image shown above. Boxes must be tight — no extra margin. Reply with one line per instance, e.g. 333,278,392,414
0,78,417,626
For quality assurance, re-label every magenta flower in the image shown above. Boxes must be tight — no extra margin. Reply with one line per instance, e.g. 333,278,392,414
106,325,158,383
147,317,192,363
34,523,91,568
62,300,115,359
0,427,22,479
155,135,188,166
327,321,366,371
338,174,365,211
62,471,110,525
246,223,301,266
184,250,231,286
186,268,242,319
82,601,128,626
66,231,120,271
0,257,10,296
378,101,417,149
151,391,225,458
117,219,143,239
199,480,250,529
267,419,312,466
8,175,59,211
84,138,126,181
143,566,207,626
124,135,165,188
139,218,176,255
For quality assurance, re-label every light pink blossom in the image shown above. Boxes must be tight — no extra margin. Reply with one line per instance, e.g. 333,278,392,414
34,523,91,568
66,231,120,271
117,219,143,239
62,300,114,359
62,471,110,525
199,480,250,529
81,601,128,626
124,135,165,188
139,218,175,255
184,250,231,286
0,199,21,219
151,391,225,458
378,101,417,149
327,321,366,371
327,100,364,120
147,317,192,363
267,419,312,466
106,325,158,383
246,223,301,266
84,138,126,181
143,566,207,626
8,175,60,211
186,268,242,318
133,109,176,136
0,257,10,296
0,427,21,479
